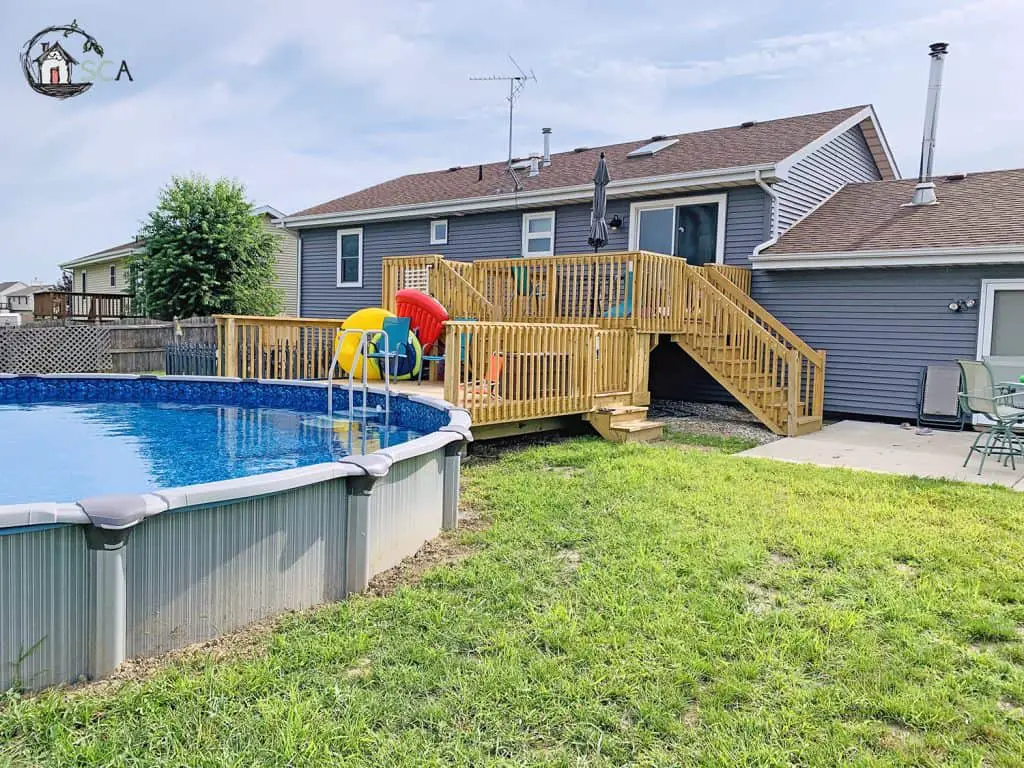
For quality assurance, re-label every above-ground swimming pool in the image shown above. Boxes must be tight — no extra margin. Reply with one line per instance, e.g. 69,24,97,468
0,374,471,692
1,382,427,504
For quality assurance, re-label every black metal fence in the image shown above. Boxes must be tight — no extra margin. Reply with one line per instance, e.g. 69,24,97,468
165,342,217,376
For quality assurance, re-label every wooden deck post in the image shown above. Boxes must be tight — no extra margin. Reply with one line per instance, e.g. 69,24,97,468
223,316,238,378
787,348,800,436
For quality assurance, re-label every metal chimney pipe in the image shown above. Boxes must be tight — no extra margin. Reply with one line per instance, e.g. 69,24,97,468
911,42,949,206
542,127,552,166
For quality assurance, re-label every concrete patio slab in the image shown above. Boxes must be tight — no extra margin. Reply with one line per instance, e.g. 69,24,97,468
739,420,1024,490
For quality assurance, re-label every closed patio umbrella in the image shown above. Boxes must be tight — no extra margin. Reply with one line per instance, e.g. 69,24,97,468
588,152,610,252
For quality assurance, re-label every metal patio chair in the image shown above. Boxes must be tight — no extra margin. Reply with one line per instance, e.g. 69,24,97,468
957,360,1024,474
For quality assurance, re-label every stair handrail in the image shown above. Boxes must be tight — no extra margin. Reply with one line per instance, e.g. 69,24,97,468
700,267,824,367
435,259,497,320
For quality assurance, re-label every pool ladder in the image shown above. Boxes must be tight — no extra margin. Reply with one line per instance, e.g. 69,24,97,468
326,329,392,423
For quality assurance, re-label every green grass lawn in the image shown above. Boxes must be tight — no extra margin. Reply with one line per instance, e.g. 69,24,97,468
3,436,1024,766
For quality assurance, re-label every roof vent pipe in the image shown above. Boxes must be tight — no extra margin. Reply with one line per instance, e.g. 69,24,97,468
910,42,949,206
542,127,552,166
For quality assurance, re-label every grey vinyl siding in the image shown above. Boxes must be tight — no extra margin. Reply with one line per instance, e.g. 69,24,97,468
267,221,299,316
299,188,768,317
750,264,1024,419
775,125,882,233
724,186,771,266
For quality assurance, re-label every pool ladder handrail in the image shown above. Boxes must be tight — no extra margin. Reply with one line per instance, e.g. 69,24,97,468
326,328,392,422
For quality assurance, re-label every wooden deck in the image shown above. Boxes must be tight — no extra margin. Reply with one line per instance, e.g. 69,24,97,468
213,250,825,439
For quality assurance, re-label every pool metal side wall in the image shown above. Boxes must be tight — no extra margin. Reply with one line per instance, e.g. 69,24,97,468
368,449,445,577
126,478,350,657
0,526,93,691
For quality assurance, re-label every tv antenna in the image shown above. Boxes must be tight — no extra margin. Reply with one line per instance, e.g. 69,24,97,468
470,55,537,170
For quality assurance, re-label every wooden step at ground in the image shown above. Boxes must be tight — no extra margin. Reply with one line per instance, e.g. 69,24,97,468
596,404,649,427
585,407,663,443
608,419,664,443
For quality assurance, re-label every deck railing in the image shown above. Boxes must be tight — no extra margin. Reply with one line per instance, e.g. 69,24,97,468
382,255,496,320
33,291,141,321
703,264,752,294
215,315,343,379
442,321,595,425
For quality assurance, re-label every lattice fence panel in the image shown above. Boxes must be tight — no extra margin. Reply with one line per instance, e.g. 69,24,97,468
0,326,112,373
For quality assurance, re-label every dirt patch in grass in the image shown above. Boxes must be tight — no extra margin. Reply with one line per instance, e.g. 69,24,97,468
894,562,919,577
556,548,581,572
879,722,923,751
366,503,489,598
745,582,780,615
768,551,795,566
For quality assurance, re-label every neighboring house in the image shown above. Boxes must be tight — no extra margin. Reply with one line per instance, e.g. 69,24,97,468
751,169,1024,420
35,42,75,85
0,281,28,311
281,104,895,402
60,240,142,295
58,206,300,315
5,284,51,322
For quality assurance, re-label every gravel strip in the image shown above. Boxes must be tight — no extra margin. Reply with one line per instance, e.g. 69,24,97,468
649,399,779,445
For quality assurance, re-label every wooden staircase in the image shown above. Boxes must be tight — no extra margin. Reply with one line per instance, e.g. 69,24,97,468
379,251,825,441
671,267,825,436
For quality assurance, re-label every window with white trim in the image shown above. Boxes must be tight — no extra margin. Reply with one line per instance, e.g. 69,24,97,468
522,211,555,257
109,264,117,287
430,219,448,245
336,228,363,287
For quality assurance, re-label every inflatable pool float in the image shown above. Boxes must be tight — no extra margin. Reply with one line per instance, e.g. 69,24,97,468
336,307,422,380
395,289,449,349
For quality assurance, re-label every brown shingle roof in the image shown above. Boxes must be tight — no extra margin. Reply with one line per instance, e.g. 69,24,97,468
764,169,1024,254
292,106,879,217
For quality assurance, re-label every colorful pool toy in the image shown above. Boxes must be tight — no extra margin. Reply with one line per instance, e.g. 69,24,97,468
337,307,422,380
395,289,449,349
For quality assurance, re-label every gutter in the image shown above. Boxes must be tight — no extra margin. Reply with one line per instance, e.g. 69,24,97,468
281,164,779,229
59,246,143,271
750,169,779,261
751,243,1024,270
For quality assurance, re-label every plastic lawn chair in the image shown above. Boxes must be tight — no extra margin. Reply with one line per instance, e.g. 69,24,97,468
603,274,634,319
957,359,1024,474
365,316,412,378
465,353,505,399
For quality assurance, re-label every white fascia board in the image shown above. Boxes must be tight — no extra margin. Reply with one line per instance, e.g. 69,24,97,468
59,246,144,270
774,107,899,180
752,244,1024,270
280,164,779,229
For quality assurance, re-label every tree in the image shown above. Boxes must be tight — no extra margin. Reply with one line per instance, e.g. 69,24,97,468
55,271,73,291
136,175,281,319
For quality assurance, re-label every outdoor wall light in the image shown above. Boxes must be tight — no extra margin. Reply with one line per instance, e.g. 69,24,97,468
608,214,623,232
947,298,977,312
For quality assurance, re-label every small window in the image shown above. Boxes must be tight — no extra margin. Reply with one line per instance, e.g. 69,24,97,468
81,271,87,293
430,219,448,245
109,264,117,287
522,211,555,257
336,228,363,287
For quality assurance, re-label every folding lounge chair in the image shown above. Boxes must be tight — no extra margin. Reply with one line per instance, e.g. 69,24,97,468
917,365,964,430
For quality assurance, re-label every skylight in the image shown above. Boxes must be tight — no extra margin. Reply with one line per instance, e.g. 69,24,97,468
627,138,678,158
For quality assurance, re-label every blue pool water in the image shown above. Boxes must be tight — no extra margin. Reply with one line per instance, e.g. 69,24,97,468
1,401,424,505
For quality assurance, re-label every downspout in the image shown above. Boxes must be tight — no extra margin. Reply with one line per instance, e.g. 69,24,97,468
751,168,779,261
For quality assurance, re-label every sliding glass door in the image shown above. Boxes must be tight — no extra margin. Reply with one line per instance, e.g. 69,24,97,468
979,280,1024,384
630,194,726,265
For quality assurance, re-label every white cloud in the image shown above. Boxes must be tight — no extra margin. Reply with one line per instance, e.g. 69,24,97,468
1,0,1023,281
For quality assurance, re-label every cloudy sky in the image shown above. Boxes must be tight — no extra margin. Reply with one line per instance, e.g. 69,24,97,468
1,0,1021,282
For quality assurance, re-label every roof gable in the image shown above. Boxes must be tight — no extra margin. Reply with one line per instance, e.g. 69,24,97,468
290,106,889,220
